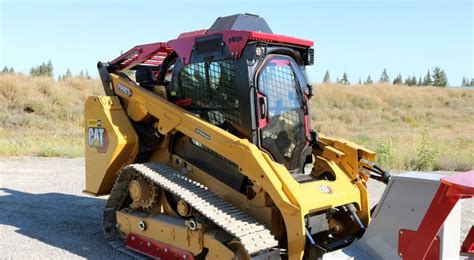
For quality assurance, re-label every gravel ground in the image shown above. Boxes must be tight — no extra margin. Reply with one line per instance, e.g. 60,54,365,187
0,157,472,259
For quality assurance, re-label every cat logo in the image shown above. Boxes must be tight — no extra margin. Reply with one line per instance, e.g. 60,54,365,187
88,127,105,148
88,120,108,153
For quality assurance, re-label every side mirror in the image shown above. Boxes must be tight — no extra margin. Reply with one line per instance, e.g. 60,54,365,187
309,130,319,145
306,83,313,98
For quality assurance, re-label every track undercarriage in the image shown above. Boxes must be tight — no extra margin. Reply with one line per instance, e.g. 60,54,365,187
104,163,280,259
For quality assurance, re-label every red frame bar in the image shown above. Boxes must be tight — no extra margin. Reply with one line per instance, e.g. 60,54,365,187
126,233,194,260
250,31,313,48
398,171,474,260
111,42,173,71
461,225,474,255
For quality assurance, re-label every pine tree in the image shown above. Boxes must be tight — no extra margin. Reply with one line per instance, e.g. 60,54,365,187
336,77,340,84
64,68,72,79
79,70,85,78
9,67,14,73
47,60,54,77
379,69,389,83
85,70,91,79
405,75,417,86
393,74,403,85
432,67,448,87
358,78,362,85
423,70,432,86
1,66,8,74
323,70,330,83
418,76,422,86
461,77,467,86
411,76,417,86
364,75,373,85
470,79,474,87
30,61,53,77
341,72,350,85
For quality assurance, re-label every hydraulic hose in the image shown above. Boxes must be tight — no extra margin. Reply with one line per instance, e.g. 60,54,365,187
360,159,392,184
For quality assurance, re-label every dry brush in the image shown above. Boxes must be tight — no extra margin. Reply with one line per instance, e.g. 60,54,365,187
0,74,472,171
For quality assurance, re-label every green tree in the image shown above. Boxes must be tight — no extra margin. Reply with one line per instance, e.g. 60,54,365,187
417,76,422,86
9,67,14,73
30,60,53,77
364,75,373,85
47,60,53,75
30,66,39,76
323,70,330,83
461,77,470,86
432,67,448,87
341,72,350,85
411,76,417,86
470,79,474,86
358,78,362,85
79,70,85,78
379,69,389,83
1,66,8,74
393,74,403,85
405,75,417,86
85,70,91,80
422,70,432,86
64,68,72,79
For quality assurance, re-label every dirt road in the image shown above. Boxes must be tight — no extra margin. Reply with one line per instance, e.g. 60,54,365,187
0,157,471,259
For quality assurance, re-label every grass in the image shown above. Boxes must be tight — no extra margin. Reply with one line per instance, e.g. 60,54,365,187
312,83,474,171
0,74,473,171
0,73,102,157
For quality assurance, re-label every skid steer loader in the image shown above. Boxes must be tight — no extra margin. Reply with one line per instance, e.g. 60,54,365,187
84,14,474,259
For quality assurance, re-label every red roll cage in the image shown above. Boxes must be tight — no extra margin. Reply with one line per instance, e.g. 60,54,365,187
109,30,314,72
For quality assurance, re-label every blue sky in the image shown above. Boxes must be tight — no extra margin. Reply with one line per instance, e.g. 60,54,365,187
0,0,472,85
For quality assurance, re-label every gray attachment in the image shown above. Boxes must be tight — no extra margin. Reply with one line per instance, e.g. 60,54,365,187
322,172,462,260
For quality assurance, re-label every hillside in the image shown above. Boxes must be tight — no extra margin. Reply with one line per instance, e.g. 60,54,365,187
312,84,474,171
1,74,473,171
0,74,102,157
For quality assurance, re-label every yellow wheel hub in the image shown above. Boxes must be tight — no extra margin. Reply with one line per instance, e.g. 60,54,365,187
177,199,192,217
128,177,158,209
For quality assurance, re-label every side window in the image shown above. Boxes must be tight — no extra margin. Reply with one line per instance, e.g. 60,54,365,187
179,60,241,126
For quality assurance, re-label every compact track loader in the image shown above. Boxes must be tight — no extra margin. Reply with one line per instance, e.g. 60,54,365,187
84,14,474,259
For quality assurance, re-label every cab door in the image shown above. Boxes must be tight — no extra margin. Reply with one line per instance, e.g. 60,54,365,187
255,55,309,171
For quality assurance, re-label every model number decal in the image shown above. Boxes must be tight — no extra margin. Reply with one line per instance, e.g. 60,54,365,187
118,83,132,97
228,36,243,43
194,128,211,140
319,185,333,194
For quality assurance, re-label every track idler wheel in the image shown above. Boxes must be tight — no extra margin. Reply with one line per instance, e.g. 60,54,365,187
228,240,251,260
128,175,159,210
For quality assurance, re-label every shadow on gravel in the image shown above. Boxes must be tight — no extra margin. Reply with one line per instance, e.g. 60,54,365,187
0,188,130,259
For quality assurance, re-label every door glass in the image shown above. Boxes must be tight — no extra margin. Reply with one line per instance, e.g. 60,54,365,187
258,55,306,169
